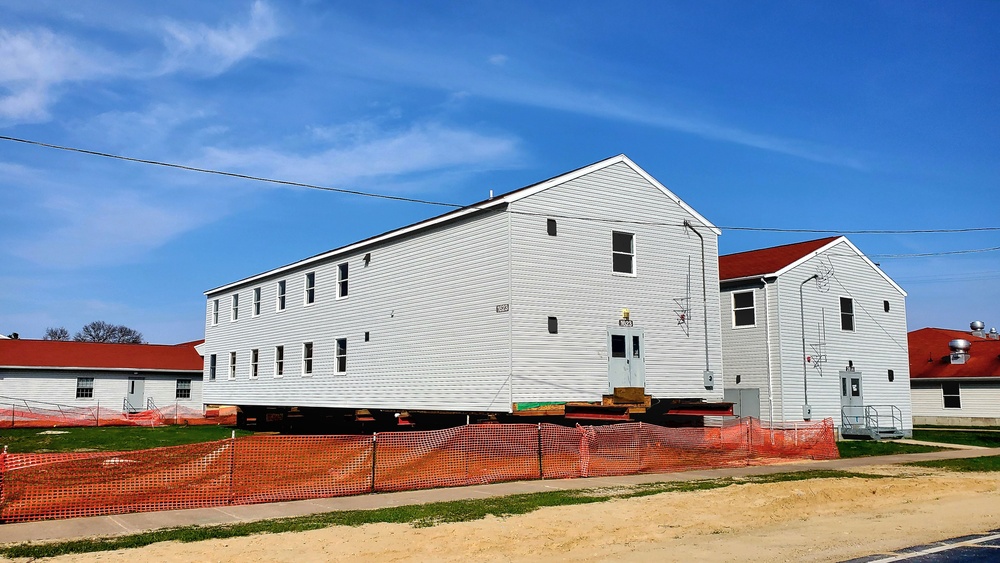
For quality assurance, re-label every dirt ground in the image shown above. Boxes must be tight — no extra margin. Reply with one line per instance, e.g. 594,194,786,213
18,465,1000,563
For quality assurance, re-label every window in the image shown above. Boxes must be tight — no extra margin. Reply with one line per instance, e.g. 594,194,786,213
253,287,261,316
250,349,259,379
176,379,191,399
276,280,286,311
943,382,961,409
275,345,284,377
548,316,558,334
547,219,557,236
209,354,217,380
303,342,314,375
304,272,315,305
76,377,94,399
229,351,236,379
888,369,895,382
611,334,626,357
336,338,347,373
840,297,854,331
211,299,219,325
364,331,370,342
612,231,635,274
231,294,239,321
732,291,756,327
338,262,349,298
883,300,890,313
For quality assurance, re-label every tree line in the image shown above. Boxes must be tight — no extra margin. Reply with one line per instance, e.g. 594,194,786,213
43,321,145,344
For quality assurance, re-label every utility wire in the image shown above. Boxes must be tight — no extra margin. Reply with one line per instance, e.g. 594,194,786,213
0,135,464,209
3,134,1000,239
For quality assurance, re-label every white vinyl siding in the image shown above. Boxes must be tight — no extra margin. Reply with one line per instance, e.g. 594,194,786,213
2,369,203,408
912,380,1000,423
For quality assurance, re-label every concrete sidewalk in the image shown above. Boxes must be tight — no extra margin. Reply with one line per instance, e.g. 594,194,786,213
3,445,999,546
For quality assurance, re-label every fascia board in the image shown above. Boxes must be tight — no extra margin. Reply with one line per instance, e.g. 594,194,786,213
0,366,203,374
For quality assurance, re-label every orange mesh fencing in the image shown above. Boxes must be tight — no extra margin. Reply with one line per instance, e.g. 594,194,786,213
0,418,838,523
0,401,235,428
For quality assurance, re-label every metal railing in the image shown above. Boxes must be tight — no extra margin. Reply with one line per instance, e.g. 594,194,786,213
841,404,903,440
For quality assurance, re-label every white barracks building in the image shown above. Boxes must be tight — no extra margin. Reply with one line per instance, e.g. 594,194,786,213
201,155,728,428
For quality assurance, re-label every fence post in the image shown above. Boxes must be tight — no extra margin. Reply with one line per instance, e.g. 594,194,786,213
228,430,236,505
370,432,378,493
96,401,100,427
746,418,753,467
1,444,6,514
537,423,543,480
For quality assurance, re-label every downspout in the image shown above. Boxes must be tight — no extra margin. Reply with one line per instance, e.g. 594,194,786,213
762,279,774,433
799,274,818,420
683,221,712,385
507,206,514,413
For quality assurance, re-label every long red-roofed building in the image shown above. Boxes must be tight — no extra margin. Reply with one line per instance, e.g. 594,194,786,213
908,325,1000,426
0,338,204,413
717,236,912,438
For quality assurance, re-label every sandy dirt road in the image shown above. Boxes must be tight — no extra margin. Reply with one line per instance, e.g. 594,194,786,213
13,465,1000,563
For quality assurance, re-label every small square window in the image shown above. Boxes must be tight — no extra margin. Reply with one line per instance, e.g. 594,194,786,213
547,219,557,236
548,316,558,334
612,231,635,275
176,379,191,399
76,377,94,399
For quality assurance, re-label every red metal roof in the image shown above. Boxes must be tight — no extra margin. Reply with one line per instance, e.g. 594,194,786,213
909,328,1000,379
0,339,204,372
719,237,840,281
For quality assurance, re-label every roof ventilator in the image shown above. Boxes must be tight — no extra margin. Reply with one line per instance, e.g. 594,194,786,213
971,320,987,338
948,339,971,365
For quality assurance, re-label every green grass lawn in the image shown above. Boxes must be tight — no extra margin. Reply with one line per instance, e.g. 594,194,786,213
836,440,943,459
0,425,251,453
912,429,1000,448
906,455,1000,472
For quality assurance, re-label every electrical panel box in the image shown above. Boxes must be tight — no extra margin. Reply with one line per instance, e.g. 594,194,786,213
802,404,812,420
703,370,714,388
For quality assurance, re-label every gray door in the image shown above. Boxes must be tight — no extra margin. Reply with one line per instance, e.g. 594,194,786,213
723,388,761,419
607,327,645,391
127,377,145,411
840,371,863,424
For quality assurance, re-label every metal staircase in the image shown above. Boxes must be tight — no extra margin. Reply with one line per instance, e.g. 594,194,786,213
841,404,905,440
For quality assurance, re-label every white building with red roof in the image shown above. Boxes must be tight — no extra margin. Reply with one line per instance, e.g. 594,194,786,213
909,323,1000,426
718,236,912,438
0,338,204,414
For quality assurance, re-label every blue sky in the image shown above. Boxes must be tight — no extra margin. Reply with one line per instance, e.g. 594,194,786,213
0,1,997,343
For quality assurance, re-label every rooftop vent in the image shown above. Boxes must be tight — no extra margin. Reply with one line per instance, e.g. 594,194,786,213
971,320,986,337
949,338,971,364
990,328,999,340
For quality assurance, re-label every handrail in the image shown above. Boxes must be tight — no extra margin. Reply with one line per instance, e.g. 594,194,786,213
123,397,135,413
841,404,903,440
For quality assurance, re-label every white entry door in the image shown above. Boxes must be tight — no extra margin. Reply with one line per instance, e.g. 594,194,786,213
607,327,645,392
127,377,145,412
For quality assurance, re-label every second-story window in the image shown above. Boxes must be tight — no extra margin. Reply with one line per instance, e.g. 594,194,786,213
840,297,855,331
338,262,349,298
277,280,286,311
305,272,316,305
211,299,219,325
231,294,239,321
253,287,261,316
612,231,635,275
732,291,756,327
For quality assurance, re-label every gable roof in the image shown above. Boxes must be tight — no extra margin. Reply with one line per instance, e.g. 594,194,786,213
206,154,719,295
719,237,840,281
0,339,204,372
719,236,906,297
909,328,1000,379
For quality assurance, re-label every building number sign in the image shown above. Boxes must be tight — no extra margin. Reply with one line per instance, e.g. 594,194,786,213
619,319,634,327
496,304,510,313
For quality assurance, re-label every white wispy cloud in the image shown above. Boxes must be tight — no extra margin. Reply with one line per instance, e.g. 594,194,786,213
159,0,281,76
0,28,113,122
200,121,521,188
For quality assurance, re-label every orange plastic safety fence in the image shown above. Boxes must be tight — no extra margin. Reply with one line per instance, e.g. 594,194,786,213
0,404,235,429
373,424,540,492
0,418,839,523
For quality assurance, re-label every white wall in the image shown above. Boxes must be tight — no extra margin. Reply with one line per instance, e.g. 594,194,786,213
912,380,1000,422
0,369,203,411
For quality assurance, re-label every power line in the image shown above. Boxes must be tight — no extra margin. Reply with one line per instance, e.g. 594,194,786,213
720,226,1000,234
3,134,1000,238
870,246,1000,258
0,135,464,209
